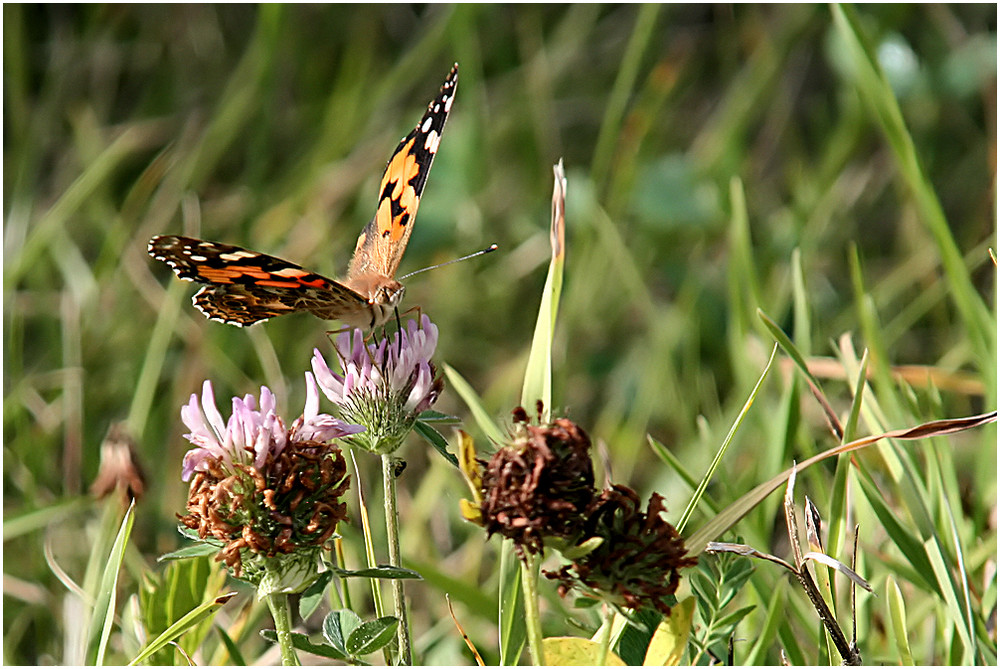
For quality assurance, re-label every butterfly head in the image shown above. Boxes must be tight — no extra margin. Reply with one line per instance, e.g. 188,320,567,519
345,273,405,330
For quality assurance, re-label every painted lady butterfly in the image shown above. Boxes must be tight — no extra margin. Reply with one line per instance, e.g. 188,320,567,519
149,63,458,329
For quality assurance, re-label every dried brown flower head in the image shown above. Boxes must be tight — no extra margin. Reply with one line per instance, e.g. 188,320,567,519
90,422,146,504
180,437,350,578
478,409,597,557
545,484,698,614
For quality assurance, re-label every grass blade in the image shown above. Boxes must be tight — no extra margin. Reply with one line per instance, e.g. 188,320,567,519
685,411,997,556
830,3,995,390
87,501,135,666
497,541,526,665
443,363,505,445
129,592,237,666
521,161,567,418
886,577,914,665
757,309,842,440
676,343,777,533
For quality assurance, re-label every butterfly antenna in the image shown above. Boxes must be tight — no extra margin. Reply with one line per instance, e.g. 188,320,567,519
398,244,499,281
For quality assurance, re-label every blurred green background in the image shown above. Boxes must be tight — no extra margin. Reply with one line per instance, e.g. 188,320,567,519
4,4,996,665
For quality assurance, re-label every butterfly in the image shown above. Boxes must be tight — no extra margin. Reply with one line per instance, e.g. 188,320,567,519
149,63,458,330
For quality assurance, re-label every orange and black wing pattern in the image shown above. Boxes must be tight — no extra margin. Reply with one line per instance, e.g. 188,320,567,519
148,235,369,326
348,63,458,280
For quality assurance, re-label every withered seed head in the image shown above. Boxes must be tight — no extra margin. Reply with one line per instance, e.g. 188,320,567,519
544,484,698,614
479,411,597,557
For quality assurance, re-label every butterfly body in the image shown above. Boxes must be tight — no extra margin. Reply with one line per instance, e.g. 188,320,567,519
149,64,457,329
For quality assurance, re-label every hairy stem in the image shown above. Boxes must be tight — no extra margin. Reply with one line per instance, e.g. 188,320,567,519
382,454,412,665
521,553,545,665
265,592,300,666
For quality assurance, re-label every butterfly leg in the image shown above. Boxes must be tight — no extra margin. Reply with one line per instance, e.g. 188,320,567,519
324,325,355,344
393,303,428,356
324,325,378,367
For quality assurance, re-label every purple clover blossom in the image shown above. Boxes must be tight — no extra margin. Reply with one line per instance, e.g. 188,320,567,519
312,315,443,454
180,373,364,481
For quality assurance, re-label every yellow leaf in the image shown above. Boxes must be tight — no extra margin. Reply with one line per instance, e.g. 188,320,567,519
543,636,625,666
456,430,482,501
643,597,694,666
459,498,482,524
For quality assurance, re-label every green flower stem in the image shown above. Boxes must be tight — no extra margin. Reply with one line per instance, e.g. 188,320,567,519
595,605,613,665
382,454,412,665
264,592,300,666
521,553,545,665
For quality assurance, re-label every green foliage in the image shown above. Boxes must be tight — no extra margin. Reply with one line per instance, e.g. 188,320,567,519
88,502,136,666
259,609,400,661
137,555,228,664
4,4,995,665
689,552,756,664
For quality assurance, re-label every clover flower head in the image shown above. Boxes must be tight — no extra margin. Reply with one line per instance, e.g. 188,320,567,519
311,315,443,454
177,373,362,586
180,375,363,481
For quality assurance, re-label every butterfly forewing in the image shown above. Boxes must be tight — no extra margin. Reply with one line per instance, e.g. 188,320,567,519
349,63,458,280
149,235,369,327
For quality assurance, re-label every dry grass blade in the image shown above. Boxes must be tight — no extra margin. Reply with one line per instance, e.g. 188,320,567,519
783,465,803,566
704,542,795,571
447,594,485,666
801,553,872,593
685,411,997,556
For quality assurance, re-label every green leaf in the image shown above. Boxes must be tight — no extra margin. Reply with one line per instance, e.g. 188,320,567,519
414,419,458,467
214,624,246,666
826,349,869,562
572,597,601,609
757,309,842,439
443,363,506,445
87,501,135,666
129,592,237,666
331,565,423,580
685,412,997,556
139,554,228,664
853,465,935,592
647,435,702,499
417,409,460,423
2,495,90,541
323,609,363,656
404,557,495,614
614,608,660,665
830,3,995,389
260,630,348,660
346,616,399,656
745,578,788,665
558,536,604,560
677,343,777,533
521,161,567,418
299,571,334,621
498,541,526,665
157,543,220,561
886,576,914,665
